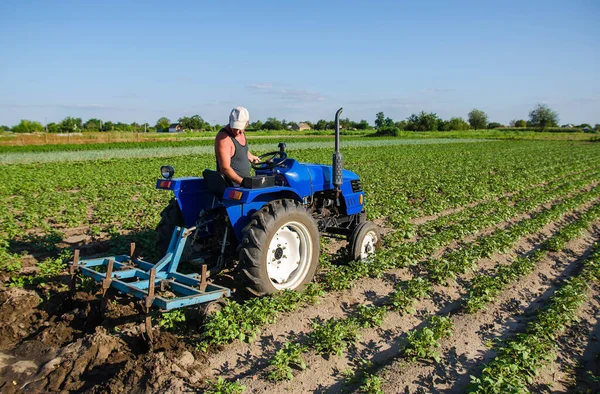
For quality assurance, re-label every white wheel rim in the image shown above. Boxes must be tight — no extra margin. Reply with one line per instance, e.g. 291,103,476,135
266,221,312,290
360,230,378,260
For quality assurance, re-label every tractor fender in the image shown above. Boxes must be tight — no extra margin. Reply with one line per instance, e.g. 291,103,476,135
223,187,304,242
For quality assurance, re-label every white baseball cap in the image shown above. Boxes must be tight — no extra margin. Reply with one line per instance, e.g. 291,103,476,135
229,106,250,130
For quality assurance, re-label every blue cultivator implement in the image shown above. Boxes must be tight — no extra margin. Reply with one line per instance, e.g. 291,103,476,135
69,226,230,339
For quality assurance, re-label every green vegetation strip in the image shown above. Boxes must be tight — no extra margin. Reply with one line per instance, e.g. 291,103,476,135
468,243,600,393
196,173,600,353
465,202,600,313
425,186,600,284
0,138,488,164
261,192,600,386
322,170,600,291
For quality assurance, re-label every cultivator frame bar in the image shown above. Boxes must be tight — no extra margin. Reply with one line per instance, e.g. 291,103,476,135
69,226,230,339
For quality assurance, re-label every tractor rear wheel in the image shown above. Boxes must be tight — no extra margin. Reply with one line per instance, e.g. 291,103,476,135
155,198,186,258
239,199,320,296
348,221,382,261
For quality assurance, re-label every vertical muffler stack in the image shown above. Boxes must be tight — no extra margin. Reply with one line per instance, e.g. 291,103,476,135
333,107,344,202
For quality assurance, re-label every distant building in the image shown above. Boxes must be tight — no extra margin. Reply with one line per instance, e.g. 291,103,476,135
292,122,311,131
561,124,575,128
167,123,183,132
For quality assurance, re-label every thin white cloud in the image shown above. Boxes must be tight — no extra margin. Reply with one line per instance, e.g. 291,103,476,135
0,103,109,110
247,83,325,102
248,83,273,90
419,88,454,94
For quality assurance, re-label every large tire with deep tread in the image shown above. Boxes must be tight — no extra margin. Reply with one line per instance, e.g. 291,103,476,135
155,198,186,258
239,199,320,296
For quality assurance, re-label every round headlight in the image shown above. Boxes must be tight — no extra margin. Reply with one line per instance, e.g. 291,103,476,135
160,165,174,179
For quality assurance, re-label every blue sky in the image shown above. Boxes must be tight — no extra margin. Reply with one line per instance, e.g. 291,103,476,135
0,0,598,126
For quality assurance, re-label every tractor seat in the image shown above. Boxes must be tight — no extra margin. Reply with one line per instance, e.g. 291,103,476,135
202,169,233,198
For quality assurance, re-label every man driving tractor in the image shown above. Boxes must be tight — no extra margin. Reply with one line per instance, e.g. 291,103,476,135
215,106,260,184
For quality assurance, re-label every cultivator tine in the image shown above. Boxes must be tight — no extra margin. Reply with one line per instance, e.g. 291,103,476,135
100,258,114,311
200,264,207,292
144,268,156,341
129,242,136,262
69,249,81,296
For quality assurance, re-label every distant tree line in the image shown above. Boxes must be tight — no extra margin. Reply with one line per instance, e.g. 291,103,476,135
1,104,598,134
374,104,598,136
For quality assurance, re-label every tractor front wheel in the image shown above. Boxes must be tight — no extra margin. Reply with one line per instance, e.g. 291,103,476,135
239,199,320,295
348,221,382,261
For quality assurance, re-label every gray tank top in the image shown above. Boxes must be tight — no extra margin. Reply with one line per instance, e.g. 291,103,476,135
216,128,251,179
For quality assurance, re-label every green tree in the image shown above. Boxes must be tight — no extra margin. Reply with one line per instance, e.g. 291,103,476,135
468,109,488,130
84,118,102,131
355,120,370,130
314,119,328,130
46,123,59,133
528,104,559,131
249,120,263,130
179,115,205,130
515,119,527,127
339,117,351,129
406,111,440,131
487,122,503,129
102,121,115,131
262,117,283,130
114,122,132,131
155,117,171,131
445,117,471,131
374,112,385,129
12,119,44,133
395,120,407,130
58,117,82,133
0,125,10,131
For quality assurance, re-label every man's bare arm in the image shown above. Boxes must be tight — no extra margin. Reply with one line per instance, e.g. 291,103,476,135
248,151,260,163
215,133,244,184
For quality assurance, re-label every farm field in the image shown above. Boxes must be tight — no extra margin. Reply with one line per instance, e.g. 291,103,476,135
1,138,600,393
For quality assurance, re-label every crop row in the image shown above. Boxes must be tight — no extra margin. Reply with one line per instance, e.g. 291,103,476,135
468,242,600,393
260,194,600,388
322,170,600,291
424,185,600,284
197,174,599,349
388,184,600,317
464,201,600,313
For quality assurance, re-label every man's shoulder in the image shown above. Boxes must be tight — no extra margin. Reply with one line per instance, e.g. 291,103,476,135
215,130,233,148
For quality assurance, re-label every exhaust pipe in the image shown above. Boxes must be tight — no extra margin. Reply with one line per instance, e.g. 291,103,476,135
333,108,343,194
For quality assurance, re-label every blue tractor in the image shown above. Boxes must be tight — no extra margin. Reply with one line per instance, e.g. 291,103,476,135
69,109,380,334
155,108,381,295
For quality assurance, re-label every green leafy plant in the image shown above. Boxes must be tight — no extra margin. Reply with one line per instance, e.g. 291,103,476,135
204,377,246,394
158,309,186,331
355,304,388,328
404,316,454,362
267,343,307,381
388,278,432,314
310,317,361,356
359,373,384,394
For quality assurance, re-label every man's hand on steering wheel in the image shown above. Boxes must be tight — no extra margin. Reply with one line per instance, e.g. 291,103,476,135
251,151,288,170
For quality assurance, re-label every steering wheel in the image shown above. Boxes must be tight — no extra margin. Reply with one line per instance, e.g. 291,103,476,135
251,151,288,170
